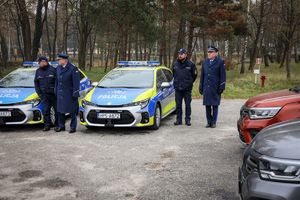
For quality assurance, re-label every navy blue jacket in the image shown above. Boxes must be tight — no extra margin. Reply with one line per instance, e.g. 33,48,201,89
199,56,226,106
34,64,56,99
55,62,80,114
172,59,197,91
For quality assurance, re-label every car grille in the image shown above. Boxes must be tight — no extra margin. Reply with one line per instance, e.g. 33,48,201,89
87,110,135,125
0,108,26,123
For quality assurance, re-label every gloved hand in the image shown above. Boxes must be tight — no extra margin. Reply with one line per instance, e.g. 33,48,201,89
218,89,224,95
72,96,78,101
199,90,203,95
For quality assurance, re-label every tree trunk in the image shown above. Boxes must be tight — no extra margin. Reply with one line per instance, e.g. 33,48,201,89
135,33,139,60
279,44,288,68
262,46,269,67
240,36,247,74
52,0,59,60
202,32,207,59
113,40,120,67
173,17,185,63
159,0,168,65
62,0,69,53
127,34,131,61
294,44,299,63
15,0,31,61
0,31,8,69
88,31,97,70
285,43,291,80
187,22,194,59
248,0,264,71
31,0,44,60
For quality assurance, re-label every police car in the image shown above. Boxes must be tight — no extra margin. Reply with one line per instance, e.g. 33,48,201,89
0,61,92,125
80,61,175,129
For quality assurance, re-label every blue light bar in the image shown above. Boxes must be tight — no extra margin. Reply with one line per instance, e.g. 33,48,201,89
117,61,160,66
22,61,59,67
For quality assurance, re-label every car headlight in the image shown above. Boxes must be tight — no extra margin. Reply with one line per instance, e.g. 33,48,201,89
124,99,149,109
258,155,300,183
15,99,41,107
248,107,281,119
82,99,97,108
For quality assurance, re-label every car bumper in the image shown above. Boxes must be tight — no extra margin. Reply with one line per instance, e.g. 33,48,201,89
237,117,275,144
239,167,300,200
0,104,43,125
80,105,153,127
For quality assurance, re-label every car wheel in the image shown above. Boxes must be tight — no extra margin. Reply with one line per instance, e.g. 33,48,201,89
50,106,56,126
150,105,161,130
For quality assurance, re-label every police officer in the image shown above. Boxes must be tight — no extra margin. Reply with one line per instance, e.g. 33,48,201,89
172,48,197,126
55,53,80,133
34,56,58,131
199,45,226,128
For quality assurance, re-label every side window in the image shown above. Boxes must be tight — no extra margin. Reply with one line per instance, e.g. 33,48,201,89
156,69,167,90
162,69,173,82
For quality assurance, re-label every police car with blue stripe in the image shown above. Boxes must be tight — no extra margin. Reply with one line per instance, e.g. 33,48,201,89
0,61,92,125
80,61,176,129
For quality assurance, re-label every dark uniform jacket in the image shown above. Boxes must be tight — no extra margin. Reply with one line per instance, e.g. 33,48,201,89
199,56,226,106
34,64,56,100
172,59,197,91
55,62,80,114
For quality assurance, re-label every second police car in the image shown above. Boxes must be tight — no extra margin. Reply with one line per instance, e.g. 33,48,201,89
0,61,92,125
80,61,176,129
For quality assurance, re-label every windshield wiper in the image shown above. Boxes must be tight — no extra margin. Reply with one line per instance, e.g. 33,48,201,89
97,86,107,88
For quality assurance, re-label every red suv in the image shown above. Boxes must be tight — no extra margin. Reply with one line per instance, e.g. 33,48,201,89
237,86,300,144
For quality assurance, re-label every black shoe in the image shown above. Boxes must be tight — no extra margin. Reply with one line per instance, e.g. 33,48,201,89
43,127,50,132
174,121,182,126
205,124,211,128
55,127,65,132
185,121,191,126
211,123,216,128
69,129,76,134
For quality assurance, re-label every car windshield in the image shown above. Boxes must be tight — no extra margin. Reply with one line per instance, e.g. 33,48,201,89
98,70,154,88
289,86,300,93
0,69,36,88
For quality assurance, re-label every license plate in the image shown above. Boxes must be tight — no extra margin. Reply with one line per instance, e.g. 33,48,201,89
0,111,11,117
97,113,120,119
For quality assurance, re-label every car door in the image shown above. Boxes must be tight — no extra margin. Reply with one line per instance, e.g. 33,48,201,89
156,69,170,116
161,69,175,116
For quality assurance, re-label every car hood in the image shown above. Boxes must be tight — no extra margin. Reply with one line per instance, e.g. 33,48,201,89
252,119,300,160
245,89,300,108
89,87,153,106
0,88,36,104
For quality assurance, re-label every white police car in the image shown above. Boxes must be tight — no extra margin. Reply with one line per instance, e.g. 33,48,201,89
80,61,176,129
0,61,92,125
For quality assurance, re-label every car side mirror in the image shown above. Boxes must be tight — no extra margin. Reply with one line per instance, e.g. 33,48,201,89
91,82,98,87
161,82,171,89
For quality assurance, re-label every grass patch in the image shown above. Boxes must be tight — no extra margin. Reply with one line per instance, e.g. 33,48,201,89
82,67,107,82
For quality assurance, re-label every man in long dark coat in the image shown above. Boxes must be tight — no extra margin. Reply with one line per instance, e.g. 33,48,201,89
55,53,80,133
199,45,226,128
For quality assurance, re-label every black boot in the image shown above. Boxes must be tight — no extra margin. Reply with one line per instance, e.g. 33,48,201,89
43,127,50,132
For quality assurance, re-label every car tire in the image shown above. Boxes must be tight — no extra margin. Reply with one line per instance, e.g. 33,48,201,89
150,105,161,130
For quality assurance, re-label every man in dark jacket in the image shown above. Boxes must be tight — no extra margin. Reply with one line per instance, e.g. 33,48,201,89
34,56,58,131
172,48,197,126
199,45,226,128
55,53,80,133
